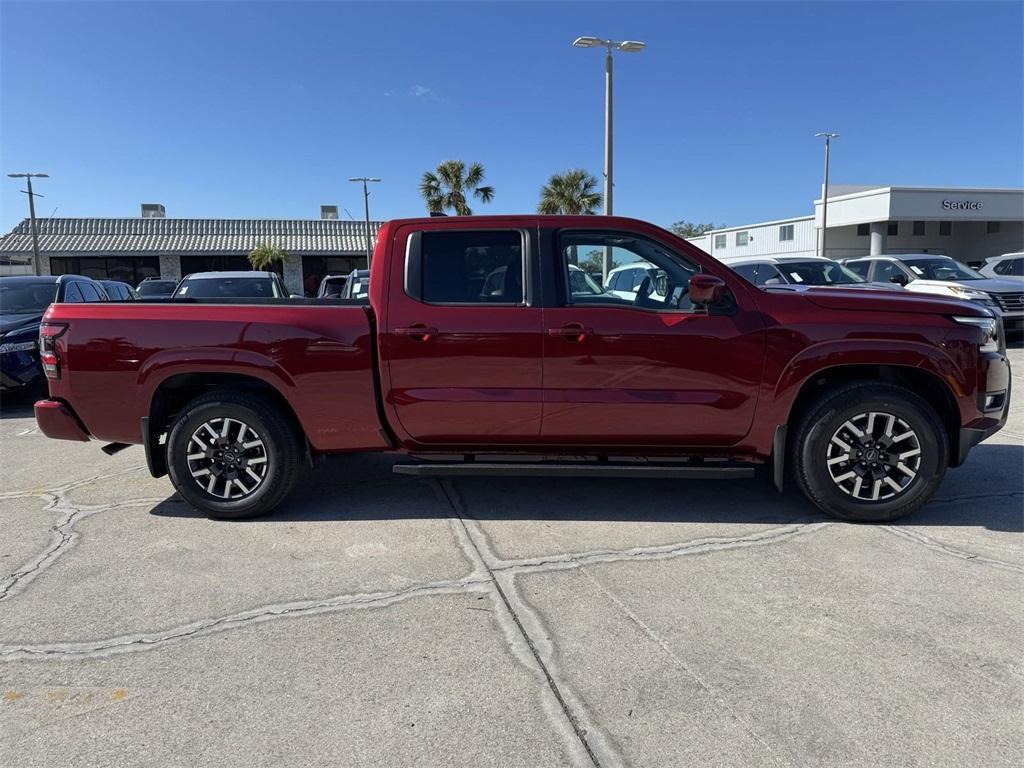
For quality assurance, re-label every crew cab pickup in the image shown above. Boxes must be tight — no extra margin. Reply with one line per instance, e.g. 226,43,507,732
34,215,1010,522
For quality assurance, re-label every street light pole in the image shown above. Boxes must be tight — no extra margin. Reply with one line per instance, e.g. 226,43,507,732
348,177,381,268
573,36,645,281
814,132,839,260
604,47,613,217
7,172,49,276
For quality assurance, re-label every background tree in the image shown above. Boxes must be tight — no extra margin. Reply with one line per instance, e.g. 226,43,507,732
248,243,288,272
668,221,723,238
419,160,494,215
538,169,602,215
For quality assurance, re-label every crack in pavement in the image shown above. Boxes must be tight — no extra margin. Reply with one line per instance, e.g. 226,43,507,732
0,493,170,602
881,525,1024,573
0,576,493,662
434,478,613,768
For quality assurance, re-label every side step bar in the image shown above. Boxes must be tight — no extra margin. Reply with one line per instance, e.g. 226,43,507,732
393,462,754,480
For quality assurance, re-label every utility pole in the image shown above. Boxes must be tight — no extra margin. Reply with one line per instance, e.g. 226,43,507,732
348,177,381,268
573,36,645,281
814,133,839,259
7,172,49,275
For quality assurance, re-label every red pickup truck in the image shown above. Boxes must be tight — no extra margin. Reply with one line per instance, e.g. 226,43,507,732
34,215,1009,522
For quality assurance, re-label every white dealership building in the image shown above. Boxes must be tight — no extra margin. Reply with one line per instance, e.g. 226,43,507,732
687,185,1024,264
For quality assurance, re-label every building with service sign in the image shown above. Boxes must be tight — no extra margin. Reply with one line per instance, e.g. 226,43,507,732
0,204,383,296
688,185,1024,264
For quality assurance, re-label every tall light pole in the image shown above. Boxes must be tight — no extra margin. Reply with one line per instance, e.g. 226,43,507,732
573,36,645,281
348,177,381,268
7,172,49,275
814,133,839,259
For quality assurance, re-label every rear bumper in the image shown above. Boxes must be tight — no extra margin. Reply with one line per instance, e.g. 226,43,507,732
34,399,90,442
955,351,1010,465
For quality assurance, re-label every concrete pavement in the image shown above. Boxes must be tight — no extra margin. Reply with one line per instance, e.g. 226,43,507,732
1,349,1021,767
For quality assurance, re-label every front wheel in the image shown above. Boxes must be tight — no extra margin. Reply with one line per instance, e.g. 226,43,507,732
167,390,303,519
792,383,948,522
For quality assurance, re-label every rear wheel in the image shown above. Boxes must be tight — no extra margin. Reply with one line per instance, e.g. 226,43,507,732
167,390,302,519
792,383,948,522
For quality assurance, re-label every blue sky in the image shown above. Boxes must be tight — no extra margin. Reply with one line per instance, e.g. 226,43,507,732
2,0,1022,231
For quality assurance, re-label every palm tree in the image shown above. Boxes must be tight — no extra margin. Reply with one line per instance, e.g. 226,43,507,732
538,169,602,215
419,160,495,215
248,243,287,272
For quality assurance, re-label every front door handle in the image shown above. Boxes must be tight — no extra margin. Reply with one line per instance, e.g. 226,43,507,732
547,323,592,342
394,324,438,342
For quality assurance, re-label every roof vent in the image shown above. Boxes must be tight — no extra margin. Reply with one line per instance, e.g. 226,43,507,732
141,203,166,218
320,205,339,220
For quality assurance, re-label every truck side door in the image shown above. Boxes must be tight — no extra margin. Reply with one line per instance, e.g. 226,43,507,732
380,223,544,445
541,228,765,446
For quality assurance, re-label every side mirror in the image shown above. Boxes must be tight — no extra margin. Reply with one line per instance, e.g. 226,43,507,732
763,277,783,286
689,273,727,305
289,293,304,299
889,274,908,286
654,273,669,297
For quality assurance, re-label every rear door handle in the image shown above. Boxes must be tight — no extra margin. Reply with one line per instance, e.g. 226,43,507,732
394,324,438,342
547,323,592,342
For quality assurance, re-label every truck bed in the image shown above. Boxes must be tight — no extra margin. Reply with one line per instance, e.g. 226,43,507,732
43,299,389,452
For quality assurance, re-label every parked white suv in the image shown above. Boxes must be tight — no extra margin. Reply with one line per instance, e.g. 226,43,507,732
841,254,1024,332
979,252,1024,279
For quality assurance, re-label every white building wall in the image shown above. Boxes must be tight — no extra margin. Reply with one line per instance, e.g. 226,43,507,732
689,217,817,259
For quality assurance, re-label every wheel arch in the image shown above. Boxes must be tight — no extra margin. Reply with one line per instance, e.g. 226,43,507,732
145,372,307,478
785,363,960,466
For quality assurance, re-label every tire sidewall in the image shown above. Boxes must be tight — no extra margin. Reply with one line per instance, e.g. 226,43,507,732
168,399,285,518
799,390,946,521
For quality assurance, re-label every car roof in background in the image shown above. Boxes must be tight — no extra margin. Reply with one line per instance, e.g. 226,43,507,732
721,255,833,266
0,275,58,283
180,271,278,280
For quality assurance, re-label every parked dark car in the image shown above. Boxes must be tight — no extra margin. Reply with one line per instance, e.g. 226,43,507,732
99,280,140,301
136,277,178,299
1,274,109,392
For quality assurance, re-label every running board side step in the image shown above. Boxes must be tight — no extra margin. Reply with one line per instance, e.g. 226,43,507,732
393,462,755,479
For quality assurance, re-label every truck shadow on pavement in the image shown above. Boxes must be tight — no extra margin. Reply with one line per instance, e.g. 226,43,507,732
149,443,1023,532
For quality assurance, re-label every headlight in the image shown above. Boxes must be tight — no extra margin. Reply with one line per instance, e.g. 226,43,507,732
0,340,37,354
953,316,1000,353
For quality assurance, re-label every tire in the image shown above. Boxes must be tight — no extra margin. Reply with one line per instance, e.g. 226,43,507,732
166,389,303,519
791,383,948,522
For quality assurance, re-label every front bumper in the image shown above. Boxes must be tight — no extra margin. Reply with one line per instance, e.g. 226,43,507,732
34,399,90,442
955,351,1011,466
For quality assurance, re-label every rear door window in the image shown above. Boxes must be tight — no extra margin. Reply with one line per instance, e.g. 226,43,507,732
419,230,524,304
61,282,84,303
995,258,1024,276
870,260,908,283
844,260,870,279
78,282,104,302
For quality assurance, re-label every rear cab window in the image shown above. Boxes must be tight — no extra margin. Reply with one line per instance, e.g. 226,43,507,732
409,230,527,305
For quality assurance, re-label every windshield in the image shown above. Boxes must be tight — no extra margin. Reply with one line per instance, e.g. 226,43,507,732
174,277,280,298
777,261,865,285
903,258,984,281
0,282,57,314
138,281,176,297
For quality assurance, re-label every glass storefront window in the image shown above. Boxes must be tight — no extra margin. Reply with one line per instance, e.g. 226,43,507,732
49,256,160,286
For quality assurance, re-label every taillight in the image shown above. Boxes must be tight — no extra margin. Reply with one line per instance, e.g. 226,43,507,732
39,323,68,380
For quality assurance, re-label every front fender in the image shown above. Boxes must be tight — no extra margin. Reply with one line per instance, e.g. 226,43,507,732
773,338,967,409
